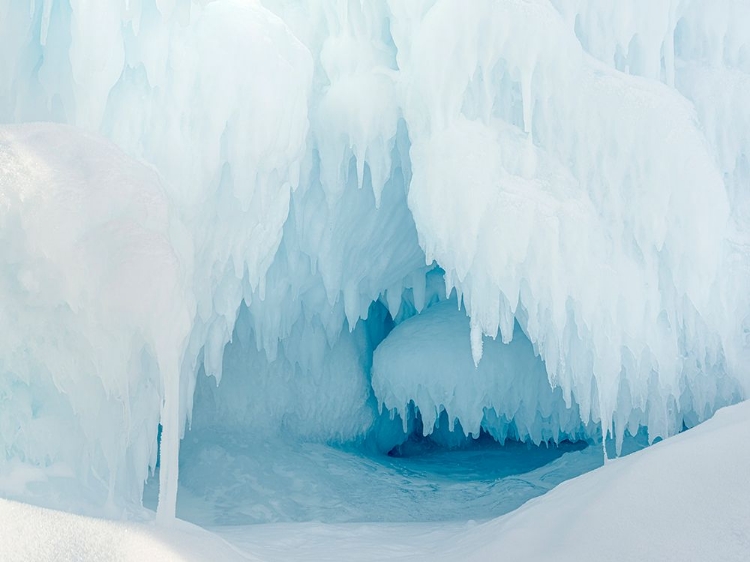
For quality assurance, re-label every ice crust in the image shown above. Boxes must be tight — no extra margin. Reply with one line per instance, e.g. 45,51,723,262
1,0,749,517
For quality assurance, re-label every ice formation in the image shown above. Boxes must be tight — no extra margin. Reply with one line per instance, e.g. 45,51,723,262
0,123,192,513
372,300,587,445
1,0,749,520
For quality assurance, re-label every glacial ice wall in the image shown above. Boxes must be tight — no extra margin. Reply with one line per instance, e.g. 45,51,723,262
0,0,749,516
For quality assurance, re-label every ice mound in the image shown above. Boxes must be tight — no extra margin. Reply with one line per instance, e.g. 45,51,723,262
373,301,586,445
0,123,192,513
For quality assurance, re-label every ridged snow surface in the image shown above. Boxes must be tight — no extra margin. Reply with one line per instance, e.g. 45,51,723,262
1,0,749,517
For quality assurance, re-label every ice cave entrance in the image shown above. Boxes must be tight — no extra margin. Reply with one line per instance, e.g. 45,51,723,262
143,285,622,527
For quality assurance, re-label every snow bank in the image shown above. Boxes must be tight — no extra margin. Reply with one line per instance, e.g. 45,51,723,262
0,497,250,562
447,399,750,562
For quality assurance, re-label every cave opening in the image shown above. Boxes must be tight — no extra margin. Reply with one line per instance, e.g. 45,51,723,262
143,276,604,527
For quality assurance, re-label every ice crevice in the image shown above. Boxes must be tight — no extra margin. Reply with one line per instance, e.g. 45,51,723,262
0,0,749,521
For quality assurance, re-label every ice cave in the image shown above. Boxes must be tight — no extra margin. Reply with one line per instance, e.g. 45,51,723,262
1,1,749,561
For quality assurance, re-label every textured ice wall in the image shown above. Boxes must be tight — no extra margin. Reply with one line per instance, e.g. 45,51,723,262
1,0,749,515
190,303,375,443
386,0,745,452
3,0,314,518
552,0,750,395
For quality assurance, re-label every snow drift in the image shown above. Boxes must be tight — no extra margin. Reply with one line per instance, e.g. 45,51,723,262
0,0,749,518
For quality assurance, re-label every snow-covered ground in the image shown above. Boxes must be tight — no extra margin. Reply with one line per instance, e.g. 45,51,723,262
0,497,252,562
4,400,749,561
145,428,598,526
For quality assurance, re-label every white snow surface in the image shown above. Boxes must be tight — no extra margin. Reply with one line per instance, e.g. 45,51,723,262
3,400,749,561
0,0,749,522
0,496,254,562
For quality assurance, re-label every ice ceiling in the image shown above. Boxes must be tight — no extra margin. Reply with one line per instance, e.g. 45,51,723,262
1,0,749,520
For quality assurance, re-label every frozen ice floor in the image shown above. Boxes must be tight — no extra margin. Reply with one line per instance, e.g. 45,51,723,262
5,401,748,562
144,432,603,527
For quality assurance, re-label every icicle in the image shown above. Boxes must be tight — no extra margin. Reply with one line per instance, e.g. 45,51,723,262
156,353,182,523
40,0,54,46
521,70,533,136
470,318,483,366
